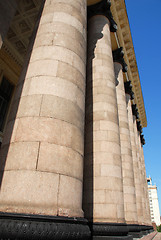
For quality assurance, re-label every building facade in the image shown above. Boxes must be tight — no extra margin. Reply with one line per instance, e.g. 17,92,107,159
0,0,153,239
147,177,161,226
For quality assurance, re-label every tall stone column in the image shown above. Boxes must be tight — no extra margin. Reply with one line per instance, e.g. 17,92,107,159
140,138,153,232
137,128,151,229
133,114,144,225
140,144,152,226
83,1,131,239
113,49,138,226
125,86,145,237
0,0,90,239
136,121,147,227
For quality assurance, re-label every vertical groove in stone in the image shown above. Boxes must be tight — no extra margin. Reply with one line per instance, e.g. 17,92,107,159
83,15,125,224
126,96,143,225
115,63,137,224
0,0,87,218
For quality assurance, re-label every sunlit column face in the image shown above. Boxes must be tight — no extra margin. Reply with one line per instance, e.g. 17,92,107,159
83,11,125,224
114,61,138,224
0,0,87,218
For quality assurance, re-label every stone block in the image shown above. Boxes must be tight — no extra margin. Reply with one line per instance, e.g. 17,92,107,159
37,142,83,180
40,94,84,130
14,117,83,155
0,142,39,170
58,175,83,217
94,203,117,221
101,164,122,178
0,170,59,215
16,95,42,118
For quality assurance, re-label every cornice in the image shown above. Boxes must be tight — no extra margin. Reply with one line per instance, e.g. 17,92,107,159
111,0,147,128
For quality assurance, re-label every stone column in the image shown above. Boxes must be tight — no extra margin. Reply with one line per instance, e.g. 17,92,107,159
0,0,17,48
113,49,138,226
138,131,151,228
133,115,145,228
125,87,144,237
83,1,130,239
136,121,147,227
140,145,152,226
0,0,90,239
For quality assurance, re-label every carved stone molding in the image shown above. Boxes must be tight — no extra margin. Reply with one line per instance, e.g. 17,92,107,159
112,47,128,72
132,104,139,119
127,224,144,239
87,0,117,32
137,121,142,134
111,1,147,128
124,81,134,100
0,212,91,240
90,222,133,239
140,134,145,145
127,224,153,239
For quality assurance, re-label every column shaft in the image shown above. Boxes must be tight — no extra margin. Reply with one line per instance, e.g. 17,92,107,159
137,132,151,226
0,0,87,217
114,63,137,224
126,96,143,226
84,15,124,224
133,117,144,224
141,146,151,225
137,129,147,225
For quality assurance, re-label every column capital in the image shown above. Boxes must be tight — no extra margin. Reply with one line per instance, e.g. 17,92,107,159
132,104,139,119
140,134,145,145
124,81,134,100
87,0,117,32
112,47,128,72
137,121,143,134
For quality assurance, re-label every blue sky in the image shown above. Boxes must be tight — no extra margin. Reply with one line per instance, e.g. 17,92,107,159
125,0,161,212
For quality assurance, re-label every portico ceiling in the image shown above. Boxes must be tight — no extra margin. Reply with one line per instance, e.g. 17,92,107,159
1,0,42,67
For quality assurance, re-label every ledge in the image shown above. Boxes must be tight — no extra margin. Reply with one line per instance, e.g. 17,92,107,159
111,0,147,128
0,212,91,240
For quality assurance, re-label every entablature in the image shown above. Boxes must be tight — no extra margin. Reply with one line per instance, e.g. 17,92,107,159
111,0,147,127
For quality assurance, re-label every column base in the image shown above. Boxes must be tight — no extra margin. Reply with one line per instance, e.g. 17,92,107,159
127,224,143,239
93,236,133,240
91,222,131,240
127,224,154,239
141,225,154,236
0,212,91,239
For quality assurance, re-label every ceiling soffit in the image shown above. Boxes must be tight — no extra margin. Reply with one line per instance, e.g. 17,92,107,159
2,0,42,67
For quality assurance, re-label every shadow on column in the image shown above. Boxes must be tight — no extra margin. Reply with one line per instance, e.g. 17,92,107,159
82,19,103,239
